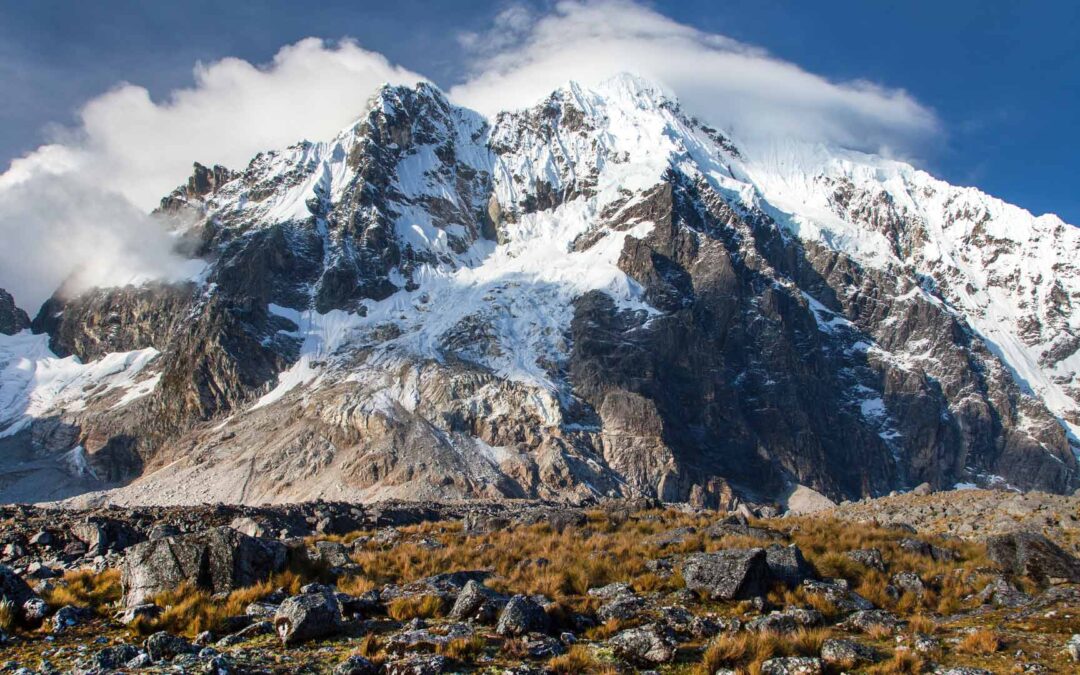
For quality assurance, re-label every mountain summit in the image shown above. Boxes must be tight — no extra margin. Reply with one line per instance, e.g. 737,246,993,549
1,76,1077,506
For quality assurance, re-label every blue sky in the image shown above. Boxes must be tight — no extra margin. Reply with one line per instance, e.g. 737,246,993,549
1,0,1077,223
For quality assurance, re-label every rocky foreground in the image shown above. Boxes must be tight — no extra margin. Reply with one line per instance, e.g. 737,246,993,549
0,490,1079,673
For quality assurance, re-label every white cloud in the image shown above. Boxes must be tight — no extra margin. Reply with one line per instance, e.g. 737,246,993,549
449,0,938,154
0,3,939,312
0,38,422,310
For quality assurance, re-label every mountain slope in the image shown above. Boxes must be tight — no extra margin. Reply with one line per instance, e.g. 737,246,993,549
1,75,1077,505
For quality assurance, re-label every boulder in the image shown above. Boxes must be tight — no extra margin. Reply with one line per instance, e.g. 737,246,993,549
840,609,901,634
801,579,874,613
608,623,676,665
144,631,197,662
975,577,1030,607
760,656,824,674
274,592,343,646
70,517,143,556
52,605,93,632
820,638,876,666
115,603,164,624
680,548,770,600
846,548,886,572
448,580,506,623
0,565,37,623
120,526,287,606
765,544,815,587
384,654,448,675
496,595,548,636
985,531,1080,585
334,655,379,675
746,609,822,634
21,597,48,624
890,571,925,597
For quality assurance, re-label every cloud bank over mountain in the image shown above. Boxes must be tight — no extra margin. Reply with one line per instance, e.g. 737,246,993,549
0,0,937,310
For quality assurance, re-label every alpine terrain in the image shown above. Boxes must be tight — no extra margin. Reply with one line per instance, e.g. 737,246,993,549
1,75,1078,507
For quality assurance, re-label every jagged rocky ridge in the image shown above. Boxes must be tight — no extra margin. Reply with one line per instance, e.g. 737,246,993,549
1,75,1078,505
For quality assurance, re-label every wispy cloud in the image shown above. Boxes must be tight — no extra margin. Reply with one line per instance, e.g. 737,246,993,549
450,0,938,154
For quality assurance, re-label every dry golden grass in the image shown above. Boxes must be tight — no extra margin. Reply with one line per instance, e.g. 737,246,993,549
0,599,15,632
958,628,1003,655
583,618,624,641
906,613,937,635
437,634,486,661
336,575,377,596
547,644,616,674
41,568,122,611
696,631,783,674
133,571,302,637
867,648,926,674
386,594,445,621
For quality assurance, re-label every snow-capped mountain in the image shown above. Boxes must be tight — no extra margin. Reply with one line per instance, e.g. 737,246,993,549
1,74,1077,506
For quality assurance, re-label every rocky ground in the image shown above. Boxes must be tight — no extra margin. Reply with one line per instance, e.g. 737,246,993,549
0,492,1078,673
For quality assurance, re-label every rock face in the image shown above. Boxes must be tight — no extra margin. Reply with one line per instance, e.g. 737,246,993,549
0,289,29,335
985,531,1080,585
4,76,1079,506
120,526,286,606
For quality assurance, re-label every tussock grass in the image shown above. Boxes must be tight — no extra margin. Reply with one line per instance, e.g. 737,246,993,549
547,644,615,673
958,628,1003,655
386,594,445,621
0,599,15,632
41,568,122,611
437,634,486,661
867,648,925,674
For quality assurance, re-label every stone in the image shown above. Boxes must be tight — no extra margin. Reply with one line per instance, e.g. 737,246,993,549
846,548,887,572
21,597,48,624
1065,634,1080,662
120,526,287,606
760,656,824,674
976,576,1031,607
144,631,197,662
890,571,925,596
0,565,37,623
841,609,901,634
115,603,164,624
274,592,343,645
911,482,933,496
820,638,876,666
448,580,506,623
496,595,548,636
70,517,142,556
746,609,823,634
215,620,273,647
313,540,353,568
800,579,874,613
985,531,1080,585
680,548,770,600
765,544,815,587
383,654,448,675
51,605,92,632
608,624,676,665
334,655,379,675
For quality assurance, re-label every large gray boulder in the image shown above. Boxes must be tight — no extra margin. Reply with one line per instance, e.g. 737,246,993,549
448,580,507,623
680,548,770,600
120,526,286,606
985,531,1080,585
608,623,676,665
274,592,343,645
495,595,548,636
765,544,815,587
